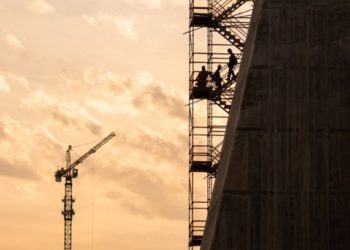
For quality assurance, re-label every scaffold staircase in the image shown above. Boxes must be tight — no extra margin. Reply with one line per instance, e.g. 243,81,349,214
188,0,254,248
214,25,245,49
214,0,250,22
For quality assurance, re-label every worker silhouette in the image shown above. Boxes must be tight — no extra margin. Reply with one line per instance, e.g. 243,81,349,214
227,48,238,81
212,64,222,91
196,65,210,88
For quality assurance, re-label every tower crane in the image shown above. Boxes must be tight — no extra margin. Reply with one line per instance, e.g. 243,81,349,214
55,132,115,250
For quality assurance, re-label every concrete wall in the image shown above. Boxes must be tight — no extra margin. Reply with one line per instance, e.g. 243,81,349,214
201,0,350,249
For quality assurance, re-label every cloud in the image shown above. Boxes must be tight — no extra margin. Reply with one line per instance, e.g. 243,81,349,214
0,75,10,93
62,69,186,121
170,0,187,6
0,117,62,181
32,128,63,159
82,68,130,90
73,69,136,116
103,167,186,220
0,119,13,141
2,33,25,53
24,89,104,135
142,0,162,9
132,72,187,120
77,126,186,175
29,0,54,14
7,74,29,87
85,99,117,114
82,14,97,26
0,157,40,180
124,128,186,165
120,0,184,8
0,117,25,143
113,16,137,41
83,13,137,41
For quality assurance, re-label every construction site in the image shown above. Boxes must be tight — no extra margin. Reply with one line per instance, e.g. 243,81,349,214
0,0,349,249
50,0,349,249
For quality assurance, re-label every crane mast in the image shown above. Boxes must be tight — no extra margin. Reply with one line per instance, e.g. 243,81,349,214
55,132,115,250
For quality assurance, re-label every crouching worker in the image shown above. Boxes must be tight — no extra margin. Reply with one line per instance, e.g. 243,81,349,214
196,65,210,88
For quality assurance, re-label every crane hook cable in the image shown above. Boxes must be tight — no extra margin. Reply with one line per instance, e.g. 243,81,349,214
71,139,100,148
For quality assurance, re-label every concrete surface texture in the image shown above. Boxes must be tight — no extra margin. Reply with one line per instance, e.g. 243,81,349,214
201,0,350,249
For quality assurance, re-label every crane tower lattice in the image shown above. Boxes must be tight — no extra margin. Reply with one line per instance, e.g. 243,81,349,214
55,132,115,250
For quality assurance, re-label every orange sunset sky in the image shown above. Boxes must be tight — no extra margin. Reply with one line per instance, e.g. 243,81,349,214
0,1,190,249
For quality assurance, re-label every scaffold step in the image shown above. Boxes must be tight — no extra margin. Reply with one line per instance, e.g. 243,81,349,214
190,13,213,27
189,235,203,247
214,99,231,111
190,86,212,99
215,25,245,50
190,161,213,172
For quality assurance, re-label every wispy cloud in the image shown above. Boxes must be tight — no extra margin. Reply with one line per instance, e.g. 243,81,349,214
104,168,186,220
82,14,97,26
61,69,186,120
24,89,105,135
2,33,25,53
114,16,137,41
170,0,187,6
112,128,186,166
131,71,187,120
85,99,117,114
0,75,10,93
29,0,54,14
0,157,40,180
120,0,185,8
0,116,62,180
142,0,162,9
7,74,29,87
83,13,137,41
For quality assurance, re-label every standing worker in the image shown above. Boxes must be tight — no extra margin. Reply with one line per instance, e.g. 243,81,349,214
227,48,238,81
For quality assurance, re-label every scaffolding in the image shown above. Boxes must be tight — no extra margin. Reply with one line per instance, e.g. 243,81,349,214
188,0,254,248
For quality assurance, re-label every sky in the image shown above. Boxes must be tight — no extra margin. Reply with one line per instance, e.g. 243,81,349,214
0,1,190,249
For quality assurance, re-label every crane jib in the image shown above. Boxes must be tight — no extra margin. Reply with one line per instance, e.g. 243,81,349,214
54,132,115,179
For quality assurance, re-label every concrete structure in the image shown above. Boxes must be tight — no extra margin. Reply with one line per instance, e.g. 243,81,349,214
201,0,350,249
